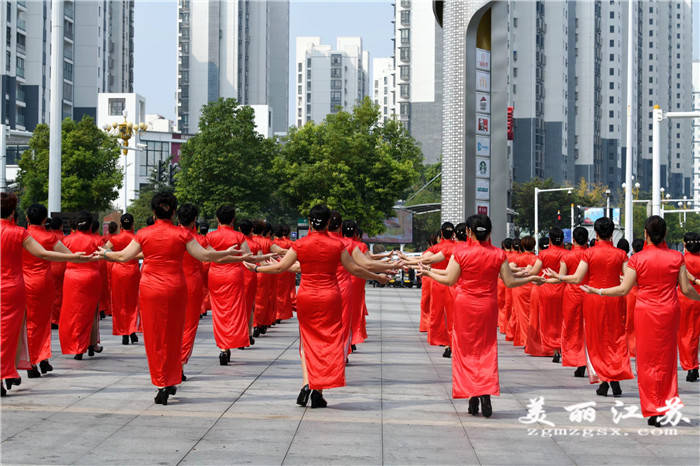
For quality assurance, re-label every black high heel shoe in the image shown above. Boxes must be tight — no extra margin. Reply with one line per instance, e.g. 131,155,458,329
122,335,130,345
253,327,261,338
260,326,268,335
596,381,610,397
573,366,586,378
154,388,169,405
130,333,138,343
647,416,661,427
552,353,561,363
480,395,493,418
1,385,6,397
310,390,327,408
87,344,103,357
467,397,480,415
27,366,41,378
249,336,255,346
442,347,452,358
165,386,177,396
5,377,21,390
297,384,311,406
686,368,699,382
181,371,187,382
74,353,83,360
610,381,622,397
39,360,53,373
219,351,228,366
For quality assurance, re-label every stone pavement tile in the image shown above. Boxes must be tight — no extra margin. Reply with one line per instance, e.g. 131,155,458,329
382,423,478,465
471,438,576,465
284,419,381,464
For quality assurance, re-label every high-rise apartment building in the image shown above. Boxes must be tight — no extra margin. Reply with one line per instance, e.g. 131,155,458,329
0,0,134,131
392,0,443,164
294,36,369,127
176,0,289,135
692,61,700,203
372,57,394,123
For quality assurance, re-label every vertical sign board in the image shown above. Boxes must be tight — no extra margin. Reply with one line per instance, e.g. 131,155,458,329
475,48,491,216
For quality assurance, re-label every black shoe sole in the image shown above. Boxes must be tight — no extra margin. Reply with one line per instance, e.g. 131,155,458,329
480,396,493,418
297,385,311,406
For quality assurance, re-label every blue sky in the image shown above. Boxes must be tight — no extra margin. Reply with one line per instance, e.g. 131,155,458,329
135,0,700,125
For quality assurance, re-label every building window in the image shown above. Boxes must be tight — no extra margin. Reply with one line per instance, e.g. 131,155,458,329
513,67,518,77
331,80,342,89
513,50,517,61
5,51,10,72
649,30,653,37
399,84,409,98
609,124,614,132
609,82,614,89
297,85,302,94
400,102,410,116
609,39,614,47
331,54,342,66
399,47,410,62
399,65,409,81
610,25,614,33
649,65,653,71
140,140,172,177
298,62,302,72
297,74,302,83
609,54,614,61
400,9,410,26
609,68,614,76
108,98,125,116
513,17,518,27
609,96,614,104
400,28,410,45
609,110,614,118
330,67,341,78
610,11,614,19
307,58,311,68
16,56,24,78
63,61,72,81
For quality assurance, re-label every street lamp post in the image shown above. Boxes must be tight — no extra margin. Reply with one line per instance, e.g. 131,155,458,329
102,112,147,212
534,187,572,254
623,0,635,243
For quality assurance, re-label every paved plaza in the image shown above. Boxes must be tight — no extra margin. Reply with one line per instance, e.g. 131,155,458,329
1,288,699,465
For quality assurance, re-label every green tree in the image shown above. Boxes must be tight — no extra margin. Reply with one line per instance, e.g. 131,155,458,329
274,98,422,236
17,116,122,212
175,98,278,220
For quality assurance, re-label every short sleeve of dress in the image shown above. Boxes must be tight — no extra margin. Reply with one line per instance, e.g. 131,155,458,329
497,248,507,265
627,252,638,271
180,227,194,244
135,228,147,245
20,228,29,242
582,248,592,264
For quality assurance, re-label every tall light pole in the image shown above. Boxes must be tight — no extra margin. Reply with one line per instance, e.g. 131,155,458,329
0,125,6,191
623,0,635,240
102,112,147,212
48,0,64,214
651,105,662,216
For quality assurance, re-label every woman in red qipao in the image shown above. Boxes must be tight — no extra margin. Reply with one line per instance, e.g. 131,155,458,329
49,217,66,327
511,236,537,347
418,234,438,333
546,217,633,398
678,232,700,382
99,193,247,405
505,239,522,341
559,227,589,377
529,228,567,360
253,221,275,335
497,238,513,334
580,216,700,427
626,239,645,358
328,212,357,356
245,204,389,408
206,204,270,365
103,214,140,345
176,204,206,378
59,212,107,360
239,220,261,341
1,194,89,397
420,214,544,418
272,225,295,322
23,204,81,377
199,223,211,316
92,220,111,318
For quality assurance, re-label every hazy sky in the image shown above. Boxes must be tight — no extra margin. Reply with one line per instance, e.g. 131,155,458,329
134,0,700,126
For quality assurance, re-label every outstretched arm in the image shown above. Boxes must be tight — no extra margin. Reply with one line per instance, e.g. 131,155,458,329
543,261,567,284
500,260,545,288
582,262,635,297
99,240,142,262
341,250,389,283
421,256,460,286
187,239,247,263
546,260,588,284
23,236,89,262
352,247,401,273
244,248,298,274
679,265,700,301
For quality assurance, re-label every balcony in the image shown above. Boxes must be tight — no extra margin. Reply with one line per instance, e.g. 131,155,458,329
16,65,24,79
64,2,74,19
17,0,27,9
17,18,26,32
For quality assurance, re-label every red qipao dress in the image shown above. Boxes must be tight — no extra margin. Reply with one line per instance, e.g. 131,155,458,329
536,245,567,353
451,240,506,398
207,225,249,349
350,239,369,344
625,282,638,358
428,240,457,346
560,245,588,367
109,229,140,336
677,252,700,371
136,220,192,387
50,230,66,325
497,278,506,333
504,251,517,340
627,243,684,417
511,251,537,347
254,235,276,326
1,219,31,379
331,232,356,352
420,274,432,333
59,232,102,355
243,234,261,320
181,227,207,364
274,237,295,321
23,225,58,365
293,231,346,389
95,234,111,315
582,241,633,383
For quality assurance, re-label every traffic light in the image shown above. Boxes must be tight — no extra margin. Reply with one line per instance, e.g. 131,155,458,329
574,206,584,226
169,162,180,185
157,160,165,183
556,209,561,225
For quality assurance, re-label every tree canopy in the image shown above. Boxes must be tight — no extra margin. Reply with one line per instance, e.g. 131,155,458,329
17,116,122,212
274,98,422,236
175,98,278,220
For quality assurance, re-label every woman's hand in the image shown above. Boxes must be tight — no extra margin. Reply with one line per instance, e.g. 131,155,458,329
226,245,244,255
243,261,257,272
544,268,561,280
375,273,390,285
580,284,599,295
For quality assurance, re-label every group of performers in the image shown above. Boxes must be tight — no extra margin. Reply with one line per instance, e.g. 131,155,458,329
413,215,700,427
0,192,396,407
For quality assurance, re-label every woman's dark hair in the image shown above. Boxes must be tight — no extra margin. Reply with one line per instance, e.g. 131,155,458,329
512,238,522,252
91,219,100,234
309,204,331,230
471,214,492,242
616,238,630,254
177,203,199,227
502,238,513,250
75,211,93,232
632,238,645,253
0,192,18,219
216,204,236,225
274,224,284,238
455,222,468,241
108,221,119,235
342,220,357,238
683,232,700,254
282,225,291,237
573,226,589,246
590,239,596,247
252,219,266,235
428,233,438,247
440,222,455,239
521,236,535,252
238,219,253,235
26,203,48,225
120,213,134,230
263,222,273,236
644,215,666,245
49,216,63,231
151,192,177,219
199,222,209,235
539,237,549,250
329,210,343,231
146,216,155,226
549,227,564,246
594,217,615,240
